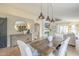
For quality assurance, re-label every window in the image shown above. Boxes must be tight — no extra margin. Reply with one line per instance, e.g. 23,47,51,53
57,25,68,34
57,24,77,34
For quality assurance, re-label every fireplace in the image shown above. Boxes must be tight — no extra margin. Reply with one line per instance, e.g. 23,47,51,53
10,34,32,47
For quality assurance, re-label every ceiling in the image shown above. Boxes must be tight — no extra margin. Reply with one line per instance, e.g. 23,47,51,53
0,3,79,20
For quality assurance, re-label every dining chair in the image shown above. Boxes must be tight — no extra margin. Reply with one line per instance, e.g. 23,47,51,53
16,40,38,56
57,37,70,56
63,33,76,46
75,38,79,55
54,33,64,41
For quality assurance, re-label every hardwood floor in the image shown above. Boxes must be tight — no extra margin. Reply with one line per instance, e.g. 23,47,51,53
67,46,78,56
0,47,21,56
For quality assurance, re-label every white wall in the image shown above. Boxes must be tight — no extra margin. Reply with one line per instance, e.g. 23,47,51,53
0,14,34,47
8,15,34,47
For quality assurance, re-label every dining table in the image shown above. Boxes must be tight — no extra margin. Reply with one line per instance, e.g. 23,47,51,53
30,39,61,56
0,39,62,56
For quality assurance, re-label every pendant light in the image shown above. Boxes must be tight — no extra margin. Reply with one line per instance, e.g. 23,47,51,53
51,18,55,22
38,3,44,19
46,16,50,21
51,4,55,22
46,4,50,21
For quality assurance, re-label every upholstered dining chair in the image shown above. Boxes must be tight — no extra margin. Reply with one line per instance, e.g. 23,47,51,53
16,40,38,56
57,37,70,56
75,38,79,55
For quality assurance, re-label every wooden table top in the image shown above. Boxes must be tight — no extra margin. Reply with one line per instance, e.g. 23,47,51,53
30,39,60,56
0,39,61,56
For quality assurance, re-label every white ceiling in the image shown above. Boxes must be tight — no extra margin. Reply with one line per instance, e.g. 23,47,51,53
0,3,79,20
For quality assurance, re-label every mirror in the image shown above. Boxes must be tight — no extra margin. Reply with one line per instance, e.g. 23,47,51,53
15,20,27,32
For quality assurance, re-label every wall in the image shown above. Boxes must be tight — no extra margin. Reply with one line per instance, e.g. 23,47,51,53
0,14,34,47
8,15,34,47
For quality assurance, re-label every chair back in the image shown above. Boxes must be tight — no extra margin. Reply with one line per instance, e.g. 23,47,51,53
17,40,32,56
58,37,70,56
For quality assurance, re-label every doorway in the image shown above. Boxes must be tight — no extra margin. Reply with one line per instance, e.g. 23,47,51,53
0,17,7,48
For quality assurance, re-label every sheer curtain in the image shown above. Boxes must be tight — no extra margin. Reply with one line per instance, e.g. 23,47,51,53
57,24,77,35
71,25,77,34
57,25,68,34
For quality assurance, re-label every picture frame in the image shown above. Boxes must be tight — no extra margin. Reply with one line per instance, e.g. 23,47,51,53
45,23,50,29
43,21,50,30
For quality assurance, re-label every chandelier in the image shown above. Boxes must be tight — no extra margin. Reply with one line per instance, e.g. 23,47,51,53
51,4,55,22
46,3,50,21
38,3,44,19
38,3,55,22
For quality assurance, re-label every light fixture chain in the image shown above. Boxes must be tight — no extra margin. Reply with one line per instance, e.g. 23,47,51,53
41,3,42,12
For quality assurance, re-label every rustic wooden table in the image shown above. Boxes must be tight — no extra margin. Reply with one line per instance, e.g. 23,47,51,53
30,39,60,56
0,39,61,56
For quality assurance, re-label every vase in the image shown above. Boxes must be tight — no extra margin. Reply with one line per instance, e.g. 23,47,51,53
48,36,53,47
48,35,53,42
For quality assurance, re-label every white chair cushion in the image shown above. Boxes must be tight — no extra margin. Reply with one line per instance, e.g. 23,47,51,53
17,40,32,56
57,37,70,56
27,44,39,56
